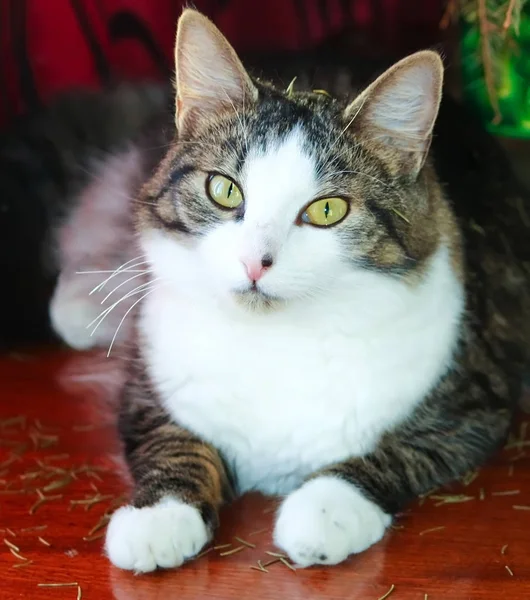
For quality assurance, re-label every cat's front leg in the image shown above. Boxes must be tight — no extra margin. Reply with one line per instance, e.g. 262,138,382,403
106,374,232,573
274,384,511,567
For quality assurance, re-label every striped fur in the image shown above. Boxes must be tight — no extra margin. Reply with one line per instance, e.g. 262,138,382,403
19,10,526,572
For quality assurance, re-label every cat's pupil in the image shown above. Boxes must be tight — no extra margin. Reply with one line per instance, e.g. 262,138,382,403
324,201,330,219
227,182,234,198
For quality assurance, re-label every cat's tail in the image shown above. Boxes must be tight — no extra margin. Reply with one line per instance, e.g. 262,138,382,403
0,82,171,351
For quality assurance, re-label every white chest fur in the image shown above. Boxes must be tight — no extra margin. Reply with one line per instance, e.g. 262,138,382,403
141,245,463,496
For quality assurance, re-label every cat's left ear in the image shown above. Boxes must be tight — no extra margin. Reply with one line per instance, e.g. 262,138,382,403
174,9,257,135
344,51,443,178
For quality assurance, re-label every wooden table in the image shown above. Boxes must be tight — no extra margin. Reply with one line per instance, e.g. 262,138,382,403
1,350,529,600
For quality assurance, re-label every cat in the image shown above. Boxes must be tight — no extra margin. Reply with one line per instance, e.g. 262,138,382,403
80,9,530,572
37,9,529,571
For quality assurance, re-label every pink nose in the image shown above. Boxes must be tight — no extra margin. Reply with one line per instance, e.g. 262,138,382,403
242,254,274,282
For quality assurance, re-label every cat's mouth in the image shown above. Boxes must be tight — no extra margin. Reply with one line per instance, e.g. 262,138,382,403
233,283,282,311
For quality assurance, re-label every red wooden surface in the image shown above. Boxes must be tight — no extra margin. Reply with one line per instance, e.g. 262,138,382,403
1,349,530,600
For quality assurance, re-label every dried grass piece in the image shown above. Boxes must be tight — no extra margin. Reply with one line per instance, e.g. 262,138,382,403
279,557,296,572
513,505,530,510
77,585,82,600
6,528,16,537
262,558,281,568
38,582,79,587
492,490,520,496
42,476,73,493
13,561,33,568
82,532,105,542
10,548,28,561
196,547,214,559
234,536,256,549
30,489,63,515
505,565,514,576
38,537,51,547
72,424,98,432
378,584,395,600
43,454,70,463
4,538,20,552
430,494,474,507
461,470,480,486
248,528,268,537
20,470,44,481
29,429,59,450
262,505,278,514
21,525,47,532
34,461,68,475
87,514,110,536
479,488,485,501
0,416,26,430
501,544,508,555
34,419,60,433
0,489,30,496
390,207,410,224
0,454,22,470
213,543,231,550
503,441,530,451
219,545,245,557
419,526,446,536
265,551,288,558
509,451,527,462
70,493,114,511
250,560,269,573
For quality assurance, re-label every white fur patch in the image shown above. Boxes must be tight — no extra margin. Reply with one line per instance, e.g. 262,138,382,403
274,476,391,566
140,130,464,497
105,498,209,572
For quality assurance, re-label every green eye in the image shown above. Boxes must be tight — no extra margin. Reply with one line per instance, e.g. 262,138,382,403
302,197,349,227
207,174,243,209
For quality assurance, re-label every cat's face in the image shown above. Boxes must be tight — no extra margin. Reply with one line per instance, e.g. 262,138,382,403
139,10,444,311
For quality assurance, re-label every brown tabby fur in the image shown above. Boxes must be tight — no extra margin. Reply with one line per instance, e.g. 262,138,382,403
116,9,529,549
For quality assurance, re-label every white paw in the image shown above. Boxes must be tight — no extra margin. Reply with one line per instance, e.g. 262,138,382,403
274,476,391,567
105,498,210,572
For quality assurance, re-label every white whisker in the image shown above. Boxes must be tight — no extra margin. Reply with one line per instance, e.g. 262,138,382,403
222,88,248,152
89,256,148,295
88,278,161,335
326,94,368,156
106,284,162,357
75,269,147,275
101,271,152,304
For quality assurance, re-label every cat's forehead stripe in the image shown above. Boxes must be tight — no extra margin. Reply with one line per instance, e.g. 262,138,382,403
241,127,318,218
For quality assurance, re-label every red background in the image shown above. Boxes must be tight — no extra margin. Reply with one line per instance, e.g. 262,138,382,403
0,0,444,128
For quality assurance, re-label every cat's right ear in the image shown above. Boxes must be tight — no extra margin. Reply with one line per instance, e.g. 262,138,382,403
343,51,443,178
174,9,257,135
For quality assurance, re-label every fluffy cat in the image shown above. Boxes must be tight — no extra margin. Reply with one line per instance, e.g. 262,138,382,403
47,10,529,571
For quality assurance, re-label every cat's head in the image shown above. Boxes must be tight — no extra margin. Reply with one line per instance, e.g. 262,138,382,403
139,9,446,312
